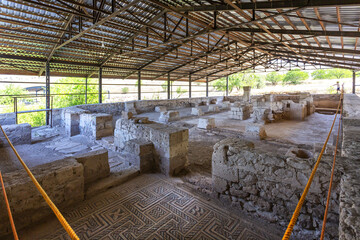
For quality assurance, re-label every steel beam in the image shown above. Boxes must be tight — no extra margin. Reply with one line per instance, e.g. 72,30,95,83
99,67,102,103
138,70,141,100
167,72,171,99
45,62,50,125
353,70,356,94
173,0,360,12
189,74,191,98
206,76,209,97
226,76,229,96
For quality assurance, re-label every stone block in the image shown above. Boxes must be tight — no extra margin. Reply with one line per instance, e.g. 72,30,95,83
80,113,113,140
221,101,231,109
123,139,155,173
243,86,251,102
155,106,166,112
230,105,251,120
208,105,220,112
0,123,31,147
121,111,133,120
191,107,204,116
0,112,16,126
198,118,215,130
245,123,267,140
213,175,228,193
159,111,180,123
0,158,84,236
124,101,137,114
212,163,238,182
74,149,109,184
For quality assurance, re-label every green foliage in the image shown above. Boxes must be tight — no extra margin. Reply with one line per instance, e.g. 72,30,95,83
18,110,46,127
161,81,173,92
266,72,284,85
0,84,28,105
327,86,336,94
51,77,102,108
282,69,309,85
175,87,187,98
212,71,265,93
311,69,331,80
121,87,129,94
327,68,352,79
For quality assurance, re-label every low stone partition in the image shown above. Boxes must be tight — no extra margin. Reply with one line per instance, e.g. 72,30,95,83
123,139,155,173
0,112,16,126
312,94,340,109
64,107,90,137
79,113,113,140
114,118,189,176
0,123,31,147
0,158,84,237
212,138,340,239
74,149,110,185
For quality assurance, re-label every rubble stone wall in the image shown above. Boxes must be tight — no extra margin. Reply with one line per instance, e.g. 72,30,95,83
0,158,84,237
0,123,31,147
339,94,360,240
312,94,340,109
212,138,340,239
0,112,16,126
114,118,188,176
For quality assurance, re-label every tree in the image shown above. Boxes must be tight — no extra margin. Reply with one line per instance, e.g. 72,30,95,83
51,77,102,108
175,87,187,98
0,84,27,105
266,72,284,85
311,69,331,80
282,69,309,85
327,68,352,79
212,71,265,93
121,87,129,94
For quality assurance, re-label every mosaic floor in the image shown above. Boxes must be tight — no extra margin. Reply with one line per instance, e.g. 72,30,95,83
22,174,281,240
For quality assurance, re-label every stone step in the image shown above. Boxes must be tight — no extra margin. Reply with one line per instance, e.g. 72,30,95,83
85,167,139,199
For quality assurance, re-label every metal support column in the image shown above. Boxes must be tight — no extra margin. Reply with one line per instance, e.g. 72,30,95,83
138,70,141,100
99,67,102,103
206,76,209,97
189,74,191,98
167,72,171,99
45,62,50,125
226,76,229,96
353,70,356,94
85,77,88,104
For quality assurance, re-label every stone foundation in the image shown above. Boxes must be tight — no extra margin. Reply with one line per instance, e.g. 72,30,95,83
114,118,188,176
198,118,215,130
191,107,204,116
230,105,251,120
74,149,110,185
212,138,339,239
0,112,16,126
123,139,155,173
64,107,89,137
0,158,84,237
79,113,113,140
0,123,31,147
159,111,180,123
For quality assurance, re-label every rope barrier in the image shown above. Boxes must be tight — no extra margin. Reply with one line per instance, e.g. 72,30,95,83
0,170,19,240
0,125,79,240
282,90,343,240
320,92,343,240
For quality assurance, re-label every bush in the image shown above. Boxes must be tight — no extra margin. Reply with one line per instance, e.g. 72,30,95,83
176,87,187,98
327,68,352,79
212,71,264,93
311,69,331,80
0,84,28,105
266,72,283,85
283,69,309,85
121,87,129,94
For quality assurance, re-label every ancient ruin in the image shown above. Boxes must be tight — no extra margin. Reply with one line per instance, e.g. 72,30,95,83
0,1,359,240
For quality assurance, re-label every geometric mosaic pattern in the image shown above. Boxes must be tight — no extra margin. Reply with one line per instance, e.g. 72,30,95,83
38,175,280,240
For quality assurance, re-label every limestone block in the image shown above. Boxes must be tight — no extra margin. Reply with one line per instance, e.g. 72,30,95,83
0,123,31,147
221,101,231,109
191,107,204,116
155,106,166,112
159,111,180,123
80,113,113,140
243,86,251,102
198,118,215,130
124,101,137,114
213,175,228,193
245,123,267,140
0,158,84,236
208,105,220,112
74,149,109,184
0,112,16,126
230,105,250,120
124,139,155,173
121,111,133,120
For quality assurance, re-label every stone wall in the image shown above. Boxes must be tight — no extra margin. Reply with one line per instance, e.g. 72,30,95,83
0,112,16,126
79,113,113,140
339,94,360,240
212,138,340,239
0,123,31,147
0,158,84,237
312,94,340,109
114,118,188,176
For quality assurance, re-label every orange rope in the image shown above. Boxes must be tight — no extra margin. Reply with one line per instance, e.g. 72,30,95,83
282,90,343,240
0,171,19,240
0,125,79,240
320,92,343,239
